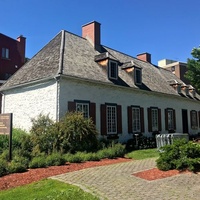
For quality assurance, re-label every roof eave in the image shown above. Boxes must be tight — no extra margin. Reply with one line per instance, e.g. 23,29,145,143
0,76,57,93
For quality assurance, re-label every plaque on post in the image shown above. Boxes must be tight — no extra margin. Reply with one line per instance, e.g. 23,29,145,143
0,113,13,160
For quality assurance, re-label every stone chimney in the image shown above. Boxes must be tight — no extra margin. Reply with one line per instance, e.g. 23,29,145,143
82,21,101,50
137,53,151,63
17,35,26,64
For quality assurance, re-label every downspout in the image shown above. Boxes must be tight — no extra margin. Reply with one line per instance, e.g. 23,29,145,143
55,30,65,122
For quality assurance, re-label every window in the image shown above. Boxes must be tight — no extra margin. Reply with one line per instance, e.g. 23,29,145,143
167,110,174,130
152,109,158,131
165,108,176,131
148,107,161,132
108,60,118,80
190,110,198,129
68,100,96,124
100,104,122,135
76,103,89,118
134,68,142,85
127,106,144,133
107,105,117,134
2,48,9,59
132,107,140,132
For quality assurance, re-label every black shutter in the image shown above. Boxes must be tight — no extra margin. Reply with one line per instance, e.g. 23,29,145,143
158,109,162,131
173,109,176,130
190,110,193,128
89,102,96,125
140,107,144,132
68,101,76,112
100,104,107,135
147,108,152,132
117,105,122,134
165,109,168,130
127,106,132,133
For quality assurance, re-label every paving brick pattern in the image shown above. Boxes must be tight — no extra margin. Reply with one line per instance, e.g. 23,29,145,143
50,158,200,200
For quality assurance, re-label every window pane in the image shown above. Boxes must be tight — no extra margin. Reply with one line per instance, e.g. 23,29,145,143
2,48,9,58
191,111,197,128
76,103,89,118
109,61,118,79
132,107,140,132
107,106,117,134
135,69,141,84
152,109,158,131
168,110,174,130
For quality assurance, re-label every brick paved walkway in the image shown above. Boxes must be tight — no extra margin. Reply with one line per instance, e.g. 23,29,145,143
51,158,200,200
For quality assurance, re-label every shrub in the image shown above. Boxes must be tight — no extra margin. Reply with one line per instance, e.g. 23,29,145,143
0,150,9,161
0,129,32,160
30,114,55,155
0,135,9,154
12,129,30,150
97,143,126,159
0,158,8,177
56,112,99,153
29,155,47,169
82,152,101,161
12,155,29,168
0,128,30,155
46,152,66,166
64,152,84,163
8,158,27,174
156,139,200,172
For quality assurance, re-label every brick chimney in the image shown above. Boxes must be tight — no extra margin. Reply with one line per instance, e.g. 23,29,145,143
82,21,101,50
137,53,151,63
17,35,26,65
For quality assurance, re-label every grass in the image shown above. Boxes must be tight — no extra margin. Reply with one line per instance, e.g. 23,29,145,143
0,179,100,200
125,148,159,160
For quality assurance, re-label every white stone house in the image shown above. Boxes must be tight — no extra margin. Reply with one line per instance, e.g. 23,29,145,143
0,21,200,142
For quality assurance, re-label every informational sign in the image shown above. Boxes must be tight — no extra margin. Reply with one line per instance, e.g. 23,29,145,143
0,113,12,135
0,113,13,160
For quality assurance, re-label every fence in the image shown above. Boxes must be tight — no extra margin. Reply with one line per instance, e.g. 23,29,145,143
156,133,189,149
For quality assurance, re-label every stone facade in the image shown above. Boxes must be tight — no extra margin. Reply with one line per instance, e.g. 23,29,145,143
2,80,57,130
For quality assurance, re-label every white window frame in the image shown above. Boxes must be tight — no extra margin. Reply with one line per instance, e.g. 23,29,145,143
132,107,141,132
106,105,117,134
191,110,198,129
108,60,118,80
167,109,174,130
76,103,89,118
152,108,158,132
2,48,9,59
134,68,142,85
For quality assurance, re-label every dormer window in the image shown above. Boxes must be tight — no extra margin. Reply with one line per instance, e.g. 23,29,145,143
108,60,118,80
134,68,142,85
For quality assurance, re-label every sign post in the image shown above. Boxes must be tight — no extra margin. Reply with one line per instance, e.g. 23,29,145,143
0,113,13,160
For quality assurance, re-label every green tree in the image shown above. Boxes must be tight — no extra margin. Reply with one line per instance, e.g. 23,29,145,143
185,47,200,93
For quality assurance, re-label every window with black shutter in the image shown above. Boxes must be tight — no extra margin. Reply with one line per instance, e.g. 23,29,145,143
165,108,176,132
127,106,144,133
68,100,96,124
190,110,198,129
101,103,122,135
148,107,161,132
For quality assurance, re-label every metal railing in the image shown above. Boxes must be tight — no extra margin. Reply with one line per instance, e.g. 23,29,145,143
156,133,189,149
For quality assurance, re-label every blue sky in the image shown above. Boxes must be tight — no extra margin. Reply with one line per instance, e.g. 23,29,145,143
1,0,200,65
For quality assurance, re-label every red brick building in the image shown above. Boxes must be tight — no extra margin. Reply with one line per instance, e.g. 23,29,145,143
0,33,26,83
0,33,26,112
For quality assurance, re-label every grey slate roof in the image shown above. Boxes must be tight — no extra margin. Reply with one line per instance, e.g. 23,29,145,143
0,29,199,100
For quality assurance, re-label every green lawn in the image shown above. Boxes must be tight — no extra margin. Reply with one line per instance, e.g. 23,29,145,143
125,148,159,160
0,179,100,200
